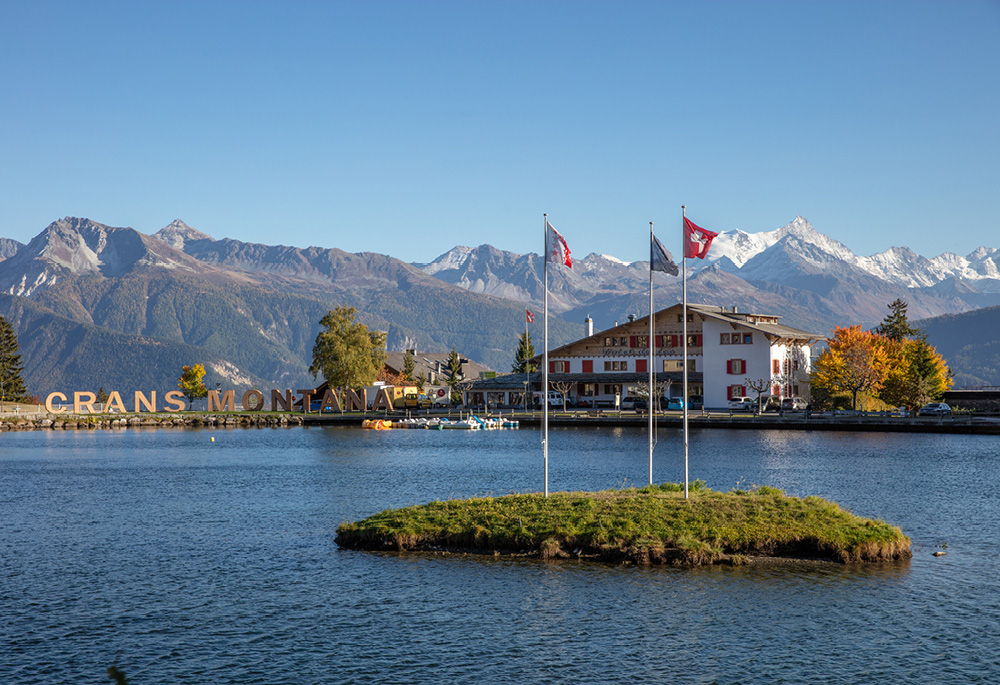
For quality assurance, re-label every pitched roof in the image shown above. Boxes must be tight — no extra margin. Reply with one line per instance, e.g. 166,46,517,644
384,351,490,380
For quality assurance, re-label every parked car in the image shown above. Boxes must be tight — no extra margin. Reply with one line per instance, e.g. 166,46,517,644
664,397,685,410
688,395,704,410
532,391,562,408
728,396,755,411
781,397,808,411
620,396,647,411
918,402,952,416
403,393,433,409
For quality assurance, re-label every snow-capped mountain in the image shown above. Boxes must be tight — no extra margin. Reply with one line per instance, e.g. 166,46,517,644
701,215,1000,289
416,215,1000,338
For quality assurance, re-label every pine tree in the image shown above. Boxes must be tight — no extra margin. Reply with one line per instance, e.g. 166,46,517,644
403,350,416,383
512,331,537,374
875,299,918,341
444,347,464,402
0,316,29,403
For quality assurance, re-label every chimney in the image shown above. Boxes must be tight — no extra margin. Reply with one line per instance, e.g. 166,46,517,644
628,314,635,323
585,315,593,337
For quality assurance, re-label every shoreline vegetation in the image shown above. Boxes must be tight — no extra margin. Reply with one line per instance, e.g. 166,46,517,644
335,482,911,566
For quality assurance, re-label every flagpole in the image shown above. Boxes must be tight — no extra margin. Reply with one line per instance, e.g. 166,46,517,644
648,221,655,485
525,309,529,413
543,213,549,498
681,206,689,500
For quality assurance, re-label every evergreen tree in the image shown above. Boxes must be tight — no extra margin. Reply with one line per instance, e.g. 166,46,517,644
402,350,416,383
512,331,537,374
875,299,918,341
0,316,29,403
443,346,464,402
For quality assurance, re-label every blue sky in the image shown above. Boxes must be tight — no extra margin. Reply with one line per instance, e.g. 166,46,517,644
2,0,998,264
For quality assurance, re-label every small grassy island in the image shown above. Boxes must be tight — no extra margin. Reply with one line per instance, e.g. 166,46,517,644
335,482,911,566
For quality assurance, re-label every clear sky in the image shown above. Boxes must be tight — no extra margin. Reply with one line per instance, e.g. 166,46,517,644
2,0,998,264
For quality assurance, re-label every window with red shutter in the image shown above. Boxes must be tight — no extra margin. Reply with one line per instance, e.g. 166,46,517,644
636,359,647,373
582,360,593,373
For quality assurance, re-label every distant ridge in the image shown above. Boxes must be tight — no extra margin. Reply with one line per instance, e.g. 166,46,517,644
0,217,581,395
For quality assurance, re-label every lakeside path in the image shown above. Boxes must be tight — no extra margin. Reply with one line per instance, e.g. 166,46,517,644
4,408,1000,434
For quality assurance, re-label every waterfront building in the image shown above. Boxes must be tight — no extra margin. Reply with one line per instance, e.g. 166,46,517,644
464,303,825,410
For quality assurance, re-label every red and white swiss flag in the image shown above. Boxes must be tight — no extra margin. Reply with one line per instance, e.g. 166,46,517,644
545,220,572,268
683,216,718,259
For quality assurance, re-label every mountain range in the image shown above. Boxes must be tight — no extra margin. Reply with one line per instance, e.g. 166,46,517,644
417,216,1000,342
0,217,580,395
2,215,998,395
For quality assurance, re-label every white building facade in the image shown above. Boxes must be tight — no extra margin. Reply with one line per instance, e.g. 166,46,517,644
532,303,824,409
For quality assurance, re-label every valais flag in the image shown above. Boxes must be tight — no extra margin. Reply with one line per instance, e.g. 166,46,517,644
545,220,572,268
683,216,718,259
526,309,534,323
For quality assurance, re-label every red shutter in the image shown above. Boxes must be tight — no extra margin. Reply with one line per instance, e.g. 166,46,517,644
773,359,780,374
636,359,647,373
726,360,733,374
671,335,678,348
549,361,555,373
697,335,703,347
727,385,734,400
629,336,637,348
582,360,593,373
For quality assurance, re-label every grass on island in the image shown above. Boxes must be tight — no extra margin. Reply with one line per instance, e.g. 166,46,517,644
335,481,911,566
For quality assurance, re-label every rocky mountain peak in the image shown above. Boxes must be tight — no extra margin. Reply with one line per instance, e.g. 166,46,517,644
154,219,214,251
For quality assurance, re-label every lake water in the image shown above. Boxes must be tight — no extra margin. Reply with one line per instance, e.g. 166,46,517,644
1,425,998,683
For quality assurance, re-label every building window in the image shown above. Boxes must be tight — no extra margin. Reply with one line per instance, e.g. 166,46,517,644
603,384,621,395
663,360,683,372
720,333,730,344
743,333,752,344
686,334,702,347
580,383,596,396
635,335,648,349
773,359,780,374
603,361,627,371
731,333,741,345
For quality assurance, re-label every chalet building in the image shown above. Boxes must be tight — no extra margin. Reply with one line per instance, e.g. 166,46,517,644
464,303,825,409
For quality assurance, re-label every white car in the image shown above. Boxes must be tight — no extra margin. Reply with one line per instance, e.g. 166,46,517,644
728,396,755,411
781,397,808,411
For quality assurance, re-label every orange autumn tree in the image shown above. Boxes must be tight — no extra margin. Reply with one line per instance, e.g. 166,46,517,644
812,326,890,410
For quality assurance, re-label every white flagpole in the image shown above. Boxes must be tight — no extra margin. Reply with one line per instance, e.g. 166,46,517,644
648,221,655,485
681,206,689,500
543,213,550,498
525,309,529,413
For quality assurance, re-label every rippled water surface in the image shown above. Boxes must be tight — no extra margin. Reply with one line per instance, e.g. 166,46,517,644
2,426,998,683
